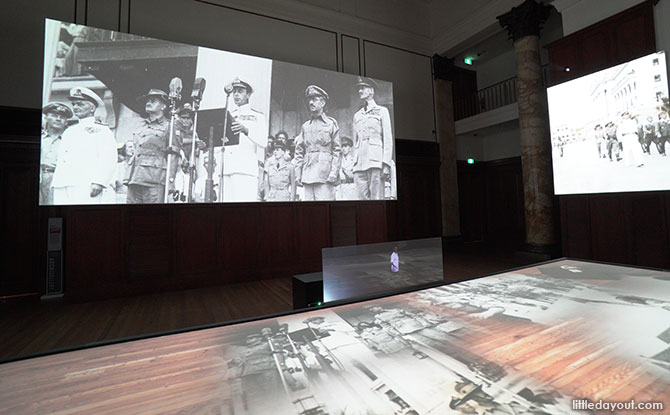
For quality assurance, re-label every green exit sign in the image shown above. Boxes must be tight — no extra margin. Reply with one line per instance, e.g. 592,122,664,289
467,158,475,164
464,57,473,65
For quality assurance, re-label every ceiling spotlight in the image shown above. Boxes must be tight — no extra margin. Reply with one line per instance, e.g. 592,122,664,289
564,66,571,72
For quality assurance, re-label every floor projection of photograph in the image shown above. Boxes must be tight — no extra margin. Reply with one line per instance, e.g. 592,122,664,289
1,259,669,414
322,237,444,303
548,51,670,194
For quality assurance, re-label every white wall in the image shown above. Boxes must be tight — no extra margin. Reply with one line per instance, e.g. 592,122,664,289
482,125,521,160
456,134,484,161
456,121,520,162
476,50,517,90
0,0,436,142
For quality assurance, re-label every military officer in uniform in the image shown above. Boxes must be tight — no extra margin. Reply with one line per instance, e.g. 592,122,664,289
336,136,357,200
40,102,73,204
294,85,341,201
352,77,393,200
126,89,181,204
219,77,267,202
52,87,118,205
605,121,621,161
641,115,656,154
263,140,295,201
656,111,670,156
593,124,606,159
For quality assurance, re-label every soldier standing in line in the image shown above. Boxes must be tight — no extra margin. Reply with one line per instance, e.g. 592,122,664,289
336,136,357,200
221,77,267,202
294,85,341,201
655,111,669,156
126,88,181,204
264,140,295,201
605,121,621,161
593,124,606,159
51,87,118,205
352,77,393,200
642,115,656,154
40,102,73,204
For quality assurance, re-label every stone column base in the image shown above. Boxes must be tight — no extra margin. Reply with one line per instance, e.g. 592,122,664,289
520,242,560,258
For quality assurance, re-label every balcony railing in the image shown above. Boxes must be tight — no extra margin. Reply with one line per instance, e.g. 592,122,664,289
454,77,518,121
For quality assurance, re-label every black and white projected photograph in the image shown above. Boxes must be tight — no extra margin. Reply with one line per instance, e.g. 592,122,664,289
40,18,396,205
548,51,670,195
270,61,396,202
5,259,668,413
322,238,443,303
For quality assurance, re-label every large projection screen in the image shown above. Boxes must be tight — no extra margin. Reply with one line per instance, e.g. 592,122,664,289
548,51,670,195
40,19,396,205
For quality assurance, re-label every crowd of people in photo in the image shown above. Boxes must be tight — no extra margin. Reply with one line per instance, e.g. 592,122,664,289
554,109,670,168
40,75,395,205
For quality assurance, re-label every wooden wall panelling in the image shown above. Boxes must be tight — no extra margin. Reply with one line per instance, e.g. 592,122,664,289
589,195,632,264
219,206,260,281
545,0,655,87
174,206,219,277
258,205,297,270
330,204,357,247
630,193,670,268
457,161,486,242
0,141,40,296
125,207,172,281
559,196,592,259
356,202,387,244
580,31,612,74
395,159,441,240
613,4,655,62
456,157,524,245
66,207,124,300
296,204,330,269
484,158,524,244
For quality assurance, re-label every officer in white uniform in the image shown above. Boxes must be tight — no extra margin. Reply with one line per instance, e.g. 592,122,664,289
52,87,118,205
222,77,267,202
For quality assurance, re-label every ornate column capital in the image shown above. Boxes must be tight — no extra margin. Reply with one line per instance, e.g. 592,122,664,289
497,0,552,42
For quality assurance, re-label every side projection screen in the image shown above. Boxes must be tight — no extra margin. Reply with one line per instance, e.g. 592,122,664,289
40,19,396,205
548,51,670,195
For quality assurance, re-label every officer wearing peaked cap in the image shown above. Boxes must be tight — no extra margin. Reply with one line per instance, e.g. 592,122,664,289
294,84,341,201
356,76,379,92
305,85,329,100
40,102,73,204
68,86,105,108
126,88,181,204
220,76,267,202
230,77,253,94
51,87,118,204
353,76,393,200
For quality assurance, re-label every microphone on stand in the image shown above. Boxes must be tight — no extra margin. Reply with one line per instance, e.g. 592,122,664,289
169,77,183,101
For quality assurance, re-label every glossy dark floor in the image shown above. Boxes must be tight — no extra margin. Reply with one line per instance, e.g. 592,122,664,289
0,241,547,361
